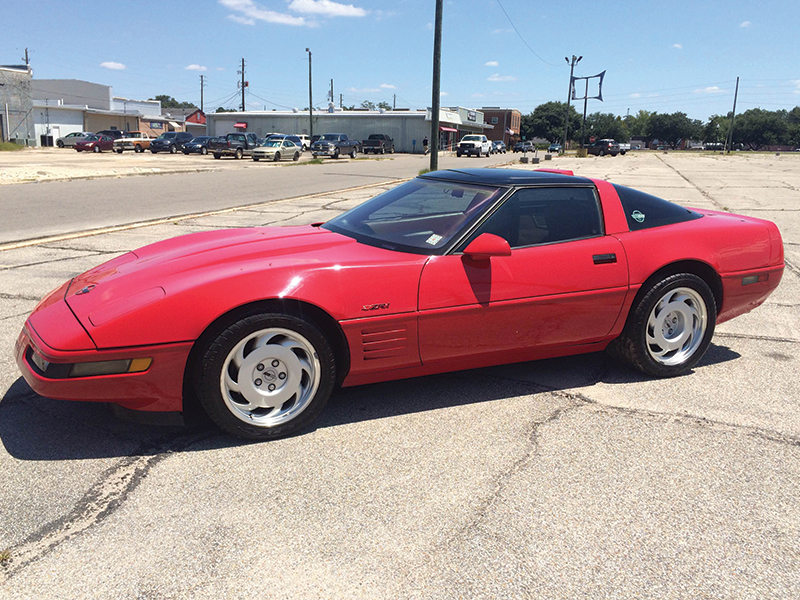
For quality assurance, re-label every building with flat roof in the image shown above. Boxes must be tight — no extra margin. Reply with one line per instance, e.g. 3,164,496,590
0,64,34,144
480,108,521,145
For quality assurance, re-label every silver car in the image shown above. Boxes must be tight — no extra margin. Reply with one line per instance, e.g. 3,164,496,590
56,132,92,148
252,139,302,162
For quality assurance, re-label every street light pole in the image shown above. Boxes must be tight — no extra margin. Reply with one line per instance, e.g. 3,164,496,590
429,0,443,171
305,48,313,140
563,55,581,151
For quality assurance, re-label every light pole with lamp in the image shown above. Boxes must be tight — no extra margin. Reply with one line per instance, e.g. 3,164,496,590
305,48,313,140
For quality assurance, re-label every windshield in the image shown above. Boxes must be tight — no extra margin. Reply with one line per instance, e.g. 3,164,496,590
84,135,99,141
157,133,176,139
263,140,281,147
320,134,340,141
191,137,210,142
462,135,481,141
322,178,504,255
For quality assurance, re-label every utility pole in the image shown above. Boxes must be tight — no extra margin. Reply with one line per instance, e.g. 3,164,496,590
239,58,246,111
393,94,396,110
429,0,443,171
340,93,343,109
563,55,582,151
200,74,205,113
22,48,29,67
329,79,334,105
725,76,740,154
305,48,313,139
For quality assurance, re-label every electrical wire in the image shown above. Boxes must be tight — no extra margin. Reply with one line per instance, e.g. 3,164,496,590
494,0,559,67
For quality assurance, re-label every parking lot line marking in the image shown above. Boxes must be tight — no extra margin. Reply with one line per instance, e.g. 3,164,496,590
0,179,407,252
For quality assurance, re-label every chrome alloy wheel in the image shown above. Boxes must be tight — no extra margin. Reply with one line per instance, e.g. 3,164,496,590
646,287,708,366
220,327,321,427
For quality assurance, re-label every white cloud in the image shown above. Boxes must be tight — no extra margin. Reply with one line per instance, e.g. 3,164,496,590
185,64,208,71
791,80,800,94
484,61,499,67
630,93,642,98
347,86,380,93
740,20,751,28
425,22,433,30
380,83,396,89
672,43,682,49
440,91,449,96
220,0,307,26
216,67,226,71
227,14,255,25
694,86,726,94
487,73,516,82
491,28,513,34
288,0,367,17
100,61,126,70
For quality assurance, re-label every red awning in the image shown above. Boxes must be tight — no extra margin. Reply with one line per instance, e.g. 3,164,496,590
234,122,247,128
439,126,458,132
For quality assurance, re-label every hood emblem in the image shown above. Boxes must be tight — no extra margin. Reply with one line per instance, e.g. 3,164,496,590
75,284,96,295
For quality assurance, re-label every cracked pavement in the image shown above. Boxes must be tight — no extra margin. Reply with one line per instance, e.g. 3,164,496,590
0,153,799,599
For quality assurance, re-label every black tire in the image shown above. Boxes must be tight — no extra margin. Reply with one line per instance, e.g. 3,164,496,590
456,151,462,157
350,147,357,159
333,148,340,159
253,156,260,161
608,273,716,378
57,140,64,148
116,149,123,154
93,145,100,153
195,312,336,440
235,148,243,160
135,145,143,153
214,153,221,159
201,146,208,155
151,150,158,154
169,144,177,154
273,152,281,162
293,152,300,161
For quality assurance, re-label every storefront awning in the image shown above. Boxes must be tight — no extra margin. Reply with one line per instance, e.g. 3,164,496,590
439,126,458,132
234,122,247,128
169,121,180,128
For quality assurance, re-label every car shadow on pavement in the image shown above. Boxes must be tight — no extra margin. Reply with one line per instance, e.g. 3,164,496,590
0,343,741,462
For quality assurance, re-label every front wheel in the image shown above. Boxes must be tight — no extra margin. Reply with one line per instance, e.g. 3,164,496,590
214,153,221,159
195,312,336,440
135,145,143,153
57,140,64,148
169,145,177,154
201,146,208,155
273,152,281,162
116,149,123,154
93,145,100,153
608,273,716,377
253,156,260,161
235,148,243,160
350,147,357,159
293,152,300,161
333,148,340,159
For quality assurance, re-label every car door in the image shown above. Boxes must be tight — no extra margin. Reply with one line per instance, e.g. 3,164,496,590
417,185,629,364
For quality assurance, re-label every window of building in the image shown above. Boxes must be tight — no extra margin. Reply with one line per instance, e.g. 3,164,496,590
491,117,498,124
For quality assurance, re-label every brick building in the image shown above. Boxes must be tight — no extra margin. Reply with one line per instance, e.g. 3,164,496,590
480,108,521,146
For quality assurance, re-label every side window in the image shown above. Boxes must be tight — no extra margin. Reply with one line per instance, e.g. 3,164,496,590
613,184,703,231
460,187,602,249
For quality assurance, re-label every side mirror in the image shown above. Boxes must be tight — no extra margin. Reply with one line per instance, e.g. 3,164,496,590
462,233,512,261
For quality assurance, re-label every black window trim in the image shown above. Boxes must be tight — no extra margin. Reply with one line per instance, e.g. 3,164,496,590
447,183,605,255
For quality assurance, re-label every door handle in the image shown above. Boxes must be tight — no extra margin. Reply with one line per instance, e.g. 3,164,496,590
593,253,617,265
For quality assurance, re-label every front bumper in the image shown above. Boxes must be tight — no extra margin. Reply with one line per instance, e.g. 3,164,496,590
16,322,192,412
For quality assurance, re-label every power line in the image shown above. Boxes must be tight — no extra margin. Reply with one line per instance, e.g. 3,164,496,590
494,0,559,67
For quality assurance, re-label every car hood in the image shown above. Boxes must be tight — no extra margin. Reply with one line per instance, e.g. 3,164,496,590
61,225,427,348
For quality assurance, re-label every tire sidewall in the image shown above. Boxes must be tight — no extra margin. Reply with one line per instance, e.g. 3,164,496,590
196,312,336,440
619,273,716,377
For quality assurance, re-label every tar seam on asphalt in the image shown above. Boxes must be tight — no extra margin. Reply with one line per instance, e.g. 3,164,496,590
653,154,727,211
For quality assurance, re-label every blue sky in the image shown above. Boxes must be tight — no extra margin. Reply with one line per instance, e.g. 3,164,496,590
3,0,800,121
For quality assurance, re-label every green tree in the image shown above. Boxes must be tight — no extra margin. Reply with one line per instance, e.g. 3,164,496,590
377,101,392,110
215,107,237,113
704,115,730,144
151,95,197,109
521,101,581,144
733,108,789,150
786,106,800,146
624,110,654,138
585,112,630,142
647,112,703,149
360,100,376,110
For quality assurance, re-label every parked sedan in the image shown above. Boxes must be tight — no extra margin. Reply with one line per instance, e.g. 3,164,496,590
182,136,214,155
266,134,305,150
15,168,783,441
56,132,92,148
548,143,563,153
74,134,115,153
492,140,507,154
252,139,302,162
150,131,194,154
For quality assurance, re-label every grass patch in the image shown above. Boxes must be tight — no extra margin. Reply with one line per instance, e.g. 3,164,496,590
0,142,25,152
305,158,325,165
0,548,10,564
418,168,431,175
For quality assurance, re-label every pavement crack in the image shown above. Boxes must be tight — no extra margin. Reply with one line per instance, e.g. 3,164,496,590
0,429,215,583
0,252,109,272
715,331,800,344
654,154,727,210
0,292,42,302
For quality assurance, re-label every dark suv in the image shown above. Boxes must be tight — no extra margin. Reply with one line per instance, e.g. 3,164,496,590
96,129,126,140
150,131,194,154
586,139,620,156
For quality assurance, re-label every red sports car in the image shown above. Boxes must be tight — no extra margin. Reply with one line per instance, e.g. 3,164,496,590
74,134,115,153
15,168,784,440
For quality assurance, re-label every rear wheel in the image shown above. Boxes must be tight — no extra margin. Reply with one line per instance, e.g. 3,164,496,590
116,149,123,154
350,147,357,159
293,151,300,161
201,146,208,155
57,140,64,148
608,273,716,377
214,153,221,159
195,312,336,440
253,156,260,161
135,145,143,153
235,148,243,160
169,144,177,154
93,145,100,153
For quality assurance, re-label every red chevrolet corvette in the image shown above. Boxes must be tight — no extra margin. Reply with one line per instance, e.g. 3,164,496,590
16,168,784,439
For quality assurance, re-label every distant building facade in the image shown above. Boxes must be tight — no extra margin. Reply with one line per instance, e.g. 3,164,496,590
0,64,34,144
480,108,521,145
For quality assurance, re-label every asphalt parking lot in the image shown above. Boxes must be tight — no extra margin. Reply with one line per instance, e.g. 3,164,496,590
0,151,798,598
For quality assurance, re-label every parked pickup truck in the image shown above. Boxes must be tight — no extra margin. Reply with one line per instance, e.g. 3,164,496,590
617,142,630,155
361,134,395,154
209,133,260,159
113,131,153,153
311,133,359,159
